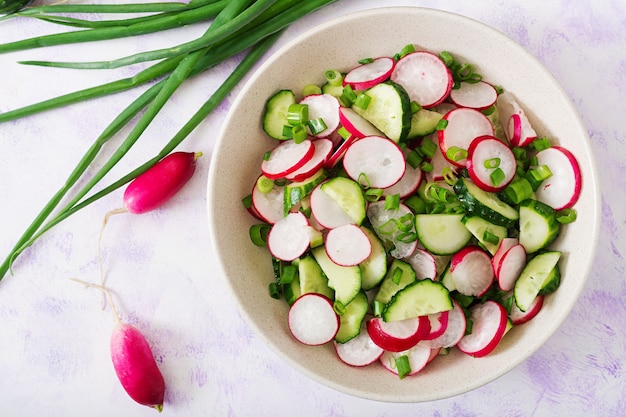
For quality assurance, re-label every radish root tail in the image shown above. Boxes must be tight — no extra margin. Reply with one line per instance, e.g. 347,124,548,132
97,207,127,309
70,277,123,325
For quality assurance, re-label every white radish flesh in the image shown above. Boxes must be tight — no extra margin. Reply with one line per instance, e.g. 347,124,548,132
449,80,498,110
267,212,311,261
496,91,537,147
403,248,437,280
438,108,494,167
466,135,517,192
533,146,582,210
285,138,333,182
380,342,432,377
288,293,339,345
300,94,340,138
423,300,466,349
339,107,383,139
491,237,519,276
310,183,355,229
343,56,396,90
423,310,450,340
367,201,418,259
391,51,452,108
367,316,430,352
457,300,507,357
449,245,494,297
261,139,314,180
251,179,285,224
382,162,423,199
496,243,526,291
324,135,359,169
325,224,372,266
333,328,384,367
343,135,406,188
507,292,544,325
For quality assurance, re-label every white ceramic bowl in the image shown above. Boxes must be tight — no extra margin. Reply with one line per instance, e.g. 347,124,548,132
207,7,600,402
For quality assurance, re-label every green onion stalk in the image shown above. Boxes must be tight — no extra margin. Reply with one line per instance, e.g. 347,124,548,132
0,0,338,280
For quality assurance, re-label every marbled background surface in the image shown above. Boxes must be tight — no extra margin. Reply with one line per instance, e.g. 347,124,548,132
0,0,624,416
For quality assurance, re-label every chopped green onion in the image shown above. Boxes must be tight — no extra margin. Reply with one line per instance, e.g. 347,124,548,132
446,204,465,214
395,355,411,379
406,149,424,169
299,206,312,218
529,165,553,181
372,300,384,317
249,224,270,247
446,146,468,162
529,155,539,167
241,194,253,209
482,230,500,246
429,202,446,214
439,51,454,67
391,267,403,285
281,124,293,139
420,161,434,173
396,232,418,243
340,84,357,107
365,188,383,202
420,138,437,159
378,219,398,236
291,124,308,144
410,101,422,114
484,157,501,169
337,126,351,140
481,105,496,116
396,213,415,232
354,93,371,110
452,292,474,308
502,295,514,314
504,178,534,204
280,264,297,284
274,178,287,187
442,167,458,186
358,57,374,64
493,85,505,95
302,84,322,97
286,103,309,126
436,119,449,130
490,167,506,187
324,69,343,86
397,43,416,59
531,137,552,151
512,146,527,162
455,63,475,81
256,175,274,193
268,282,281,300
384,194,401,211
263,150,272,161
307,117,327,135
357,172,371,189
465,319,474,335
404,195,427,214
556,208,577,224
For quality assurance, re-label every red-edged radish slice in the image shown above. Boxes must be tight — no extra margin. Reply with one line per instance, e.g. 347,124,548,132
343,56,396,90
466,135,517,192
325,224,372,266
505,292,544,325
449,81,498,111
427,347,441,364
285,138,333,182
438,108,494,167
533,146,582,210
380,342,432,377
324,135,359,169
391,51,453,108
366,201,418,259
251,179,285,224
382,162,423,199
423,300,466,349
343,135,406,188
495,243,526,292
423,310,449,340
339,107,384,139
310,183,355,229
491,237,519,276
333,328,384,367
432,102,458,115
457,300,508,357
449,245,494,297
367,316,430,352
299,94,340,138
496,91,537,147
267,212,311,261
261,139,315,180
288,293,339,345
403,248,437,280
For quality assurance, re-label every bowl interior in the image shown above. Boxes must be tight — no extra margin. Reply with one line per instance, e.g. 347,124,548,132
207,7,600,402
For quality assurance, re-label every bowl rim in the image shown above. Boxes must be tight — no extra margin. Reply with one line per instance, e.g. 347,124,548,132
207,6,601,402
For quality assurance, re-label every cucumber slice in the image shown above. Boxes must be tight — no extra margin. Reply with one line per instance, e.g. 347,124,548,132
514,251,561,312
284,169,328,215
440,264,456,292
462,216,508,255
352,81,412,143
311,246,361,306
518,199,560,254
415,213,472,255
283,273,302,306
407,109,443,140
382,279,453,322
321,82,344,99
359,227,388,291
373,259,417,307
320,177,366,225
538,264,561,295
454,177,519,228
263,89,296,140
298,254,334,300
335,291,369,343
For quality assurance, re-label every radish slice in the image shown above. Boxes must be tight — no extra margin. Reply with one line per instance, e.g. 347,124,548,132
343,135,406,188
251,178,285,224
457,300,508,357
325,224,372,266
423,300,466,348
424,133,459,183
466,135,517,192
310,183,355,229
449,81,498,110
505,292,544,325
261,139,315,180
367,316,430,352
391,51,453,108
423,310,449,340
533,146,582,210
288,293,339,345
495,243,526,291
333,328,384,367
299,94,340,138
285,138,333,182
449,245,494,297
491,237,519,276
496,91,537,147
380,342,432,377
339,107,383,139
267,212,311,261
403,248,437,280
382,160,423,199
324,135,359,169
367,201,418,259
438,108,494,167
343,56,396,90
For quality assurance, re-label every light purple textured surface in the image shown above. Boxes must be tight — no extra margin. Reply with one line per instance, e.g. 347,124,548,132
0,1,623,416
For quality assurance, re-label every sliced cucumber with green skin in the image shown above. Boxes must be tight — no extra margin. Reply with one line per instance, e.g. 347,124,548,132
454,177,519,228
335,291,369,343
514,251,561,312
518,199,560,254
440,264,456,292
263,89,296,140
321,82,343,99
320,177,366,225
462,216,508,255
407,109,443,140
298,254,334,300
382,279,453,322
415,213,472,256
311,246,361,306
352,81,412,143
539,264,561,295
359,227,388,291
284,169,327,215
283,273,302,306
373,259,417,307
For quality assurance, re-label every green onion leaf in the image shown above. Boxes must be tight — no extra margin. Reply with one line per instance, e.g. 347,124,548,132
302,84,322,97
280,264,297,284
268,282,281,300
291,124,308,144
406,149,424,169
436,119,449,130
358,57,374,64
365,188,383,202
354,93,371,110
484,157,501,169
263,150,272,161
307,117,327,136
256,175,274,193
490,167,506,187
337,126,351,140
420,161,434,173
420,138,437,159
531,137,552,151
404,195,427,214
410,101,422,114
556,208,577,224
504,178,534,204
242,194,253,209
249,224,270,247
324,69,343,86
446,146,468,162
391,267,403,285
384,194,401,211
287,103,309,126
482,230,501,246
395,355,411,379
